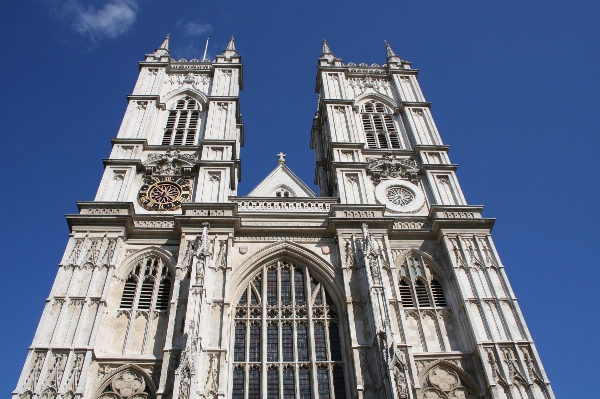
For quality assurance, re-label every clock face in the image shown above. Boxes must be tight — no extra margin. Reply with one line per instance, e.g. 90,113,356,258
138,176,191,211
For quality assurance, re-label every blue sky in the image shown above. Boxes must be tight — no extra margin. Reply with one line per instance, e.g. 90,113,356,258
1,1,599,396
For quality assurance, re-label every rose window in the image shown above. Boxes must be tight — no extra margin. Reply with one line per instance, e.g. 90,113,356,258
386,187,414,206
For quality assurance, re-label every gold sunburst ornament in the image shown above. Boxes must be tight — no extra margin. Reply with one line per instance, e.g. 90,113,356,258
138,176,191,211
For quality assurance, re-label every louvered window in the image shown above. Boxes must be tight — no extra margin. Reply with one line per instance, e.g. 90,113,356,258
361,100,402,149
119,256,172,313
161,97,200,146
431,279,447,307
415,280,431,307
399,280,415,307
233,259,347,398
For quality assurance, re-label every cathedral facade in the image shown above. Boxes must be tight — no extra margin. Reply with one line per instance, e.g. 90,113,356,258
13,36,555,399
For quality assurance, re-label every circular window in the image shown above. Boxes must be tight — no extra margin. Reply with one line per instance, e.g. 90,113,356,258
375,179,425,213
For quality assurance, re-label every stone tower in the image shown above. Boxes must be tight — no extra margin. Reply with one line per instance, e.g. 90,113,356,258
14,36,554,399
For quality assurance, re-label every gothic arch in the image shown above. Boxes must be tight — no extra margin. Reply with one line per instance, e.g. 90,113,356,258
353,92,398,110
162,88,208,110
394,249,448,280
116,247,177,280
229,241,344,306
92,364,157,399
417,360,481,397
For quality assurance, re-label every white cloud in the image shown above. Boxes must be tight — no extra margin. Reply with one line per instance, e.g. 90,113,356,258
183,21,212,37
63,0,138,40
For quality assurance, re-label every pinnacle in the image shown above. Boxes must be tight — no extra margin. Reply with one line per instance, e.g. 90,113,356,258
385,40,401,61
322,38,334,56
226,35,236,51
159,33,170,51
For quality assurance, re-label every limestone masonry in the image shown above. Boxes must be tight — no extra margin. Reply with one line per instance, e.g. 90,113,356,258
14,36,555,399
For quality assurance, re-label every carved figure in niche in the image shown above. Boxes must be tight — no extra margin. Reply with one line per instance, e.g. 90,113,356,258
393,365,408,398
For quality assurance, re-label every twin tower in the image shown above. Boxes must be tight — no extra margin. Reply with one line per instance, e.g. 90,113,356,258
14,36,555,399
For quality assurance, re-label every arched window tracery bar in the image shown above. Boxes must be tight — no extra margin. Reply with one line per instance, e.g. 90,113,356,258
233,259,347,398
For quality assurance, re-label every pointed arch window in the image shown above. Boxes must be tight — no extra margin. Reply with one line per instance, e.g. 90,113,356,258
361,100,402,149
233,259,347,398
397,256,448,309
161,97,201,146
118,256,172,313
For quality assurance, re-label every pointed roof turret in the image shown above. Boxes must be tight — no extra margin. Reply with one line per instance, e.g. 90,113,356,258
219,35,238,58
321,38,334,57
384,40,403,67
158,33,170,52
146,34,170,61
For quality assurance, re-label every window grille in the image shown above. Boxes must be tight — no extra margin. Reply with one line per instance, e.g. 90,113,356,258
118,256,171,313
161,97,200,146
361,100,402,149
233,259,347,398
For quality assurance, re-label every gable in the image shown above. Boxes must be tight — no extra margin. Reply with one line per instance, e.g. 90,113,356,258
247,163,316,198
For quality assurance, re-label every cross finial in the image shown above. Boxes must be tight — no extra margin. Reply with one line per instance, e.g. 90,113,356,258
277,152,286,164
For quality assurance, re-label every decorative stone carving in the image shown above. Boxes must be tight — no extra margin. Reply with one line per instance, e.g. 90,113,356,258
22,351,45,391
134,220,175,229
143,149,198,177
422,364,478,399
366,154,418,184
204,353,219,397
234,199,335,213
106,369,145,398
239,245,248,254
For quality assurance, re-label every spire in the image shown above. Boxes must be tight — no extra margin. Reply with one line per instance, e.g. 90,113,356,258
384,40,402,65
226,35,236,51
321,38,334,56
219,35,238,59
158,33,170,52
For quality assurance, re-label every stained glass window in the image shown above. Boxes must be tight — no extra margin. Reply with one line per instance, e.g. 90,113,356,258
232,368,245,399
267,368,279,399
297,324,308,361
283,368,295,399
234,323,246,362
281,267,291,305
333,366,347,399
314,323,327,361
317,367,331,399
248,368,260,399
282,324,294,361
233,259,346,399
329,323,342,361
294,269,305,305
249,324,261,362
267,324,278,362
299,367,311,399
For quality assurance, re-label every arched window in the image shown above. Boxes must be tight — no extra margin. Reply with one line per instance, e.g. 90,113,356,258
161,97,200,146
233,259,347,399
119,256,172,313
397,257,447,309
361,100,402,149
